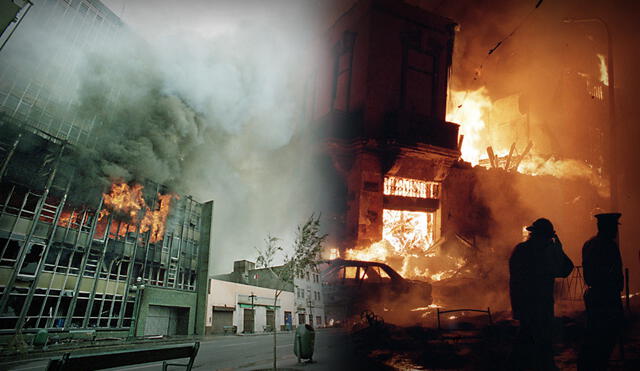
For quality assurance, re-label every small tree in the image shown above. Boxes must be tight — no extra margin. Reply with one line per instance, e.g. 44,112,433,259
255,214,327,370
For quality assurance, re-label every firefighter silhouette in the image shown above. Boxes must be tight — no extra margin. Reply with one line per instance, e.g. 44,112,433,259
578,213,624,371
508,218,574,370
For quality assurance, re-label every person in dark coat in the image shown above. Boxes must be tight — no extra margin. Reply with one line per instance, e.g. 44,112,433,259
578,213,624,371
508,218,574,370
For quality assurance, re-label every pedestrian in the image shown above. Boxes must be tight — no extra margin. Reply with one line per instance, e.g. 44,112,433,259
577,213,624,371
508,218,574,370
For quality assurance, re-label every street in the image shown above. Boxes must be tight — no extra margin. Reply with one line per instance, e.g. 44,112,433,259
0,328,357,371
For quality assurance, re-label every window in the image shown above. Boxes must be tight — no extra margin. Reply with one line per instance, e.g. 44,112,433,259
0,238,22,267
331,31,357,111
316,316,322,326
362,266,391,283
18,243,45,276
402,48,436,117
344,266,358,280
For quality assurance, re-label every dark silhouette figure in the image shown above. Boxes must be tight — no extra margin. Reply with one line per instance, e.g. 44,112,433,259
578,213,624,371
508,218,574,370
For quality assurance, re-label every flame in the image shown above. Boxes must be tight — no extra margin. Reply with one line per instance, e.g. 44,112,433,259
382,209,434,255
346,241,389,262
328,248,340,260
410,304,442,311
597,53,609,86
346,209,439,279
446,87,491,165
139,193,174,243
103,183,145,219
57,209,86,229
95,182,177,243
446,87,608,196
384,176,439,199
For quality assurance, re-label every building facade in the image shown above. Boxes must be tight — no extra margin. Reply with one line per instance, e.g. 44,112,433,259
0,0,124,144
206,278,295,335
0,0,215,343
311,0,460,264
210,260,327,332
293,267,325,327
0,122,213,342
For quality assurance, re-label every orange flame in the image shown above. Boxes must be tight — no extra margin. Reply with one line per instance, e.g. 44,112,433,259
97,182,177,243
346,208,443,280
102,183,145,220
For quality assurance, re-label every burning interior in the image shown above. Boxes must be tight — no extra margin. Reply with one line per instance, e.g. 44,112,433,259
0,121,212,337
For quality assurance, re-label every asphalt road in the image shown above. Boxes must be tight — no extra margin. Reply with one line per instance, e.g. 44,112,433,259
1,328,358,371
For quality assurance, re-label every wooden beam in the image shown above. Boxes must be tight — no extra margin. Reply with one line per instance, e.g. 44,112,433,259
383,195,439,212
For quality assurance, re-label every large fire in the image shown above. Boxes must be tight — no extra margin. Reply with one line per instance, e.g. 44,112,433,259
446,86,608,197
346,207,440,280
343,57,609,284
57,182,176,243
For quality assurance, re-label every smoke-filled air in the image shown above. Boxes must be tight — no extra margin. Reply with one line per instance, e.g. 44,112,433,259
0,0,326,273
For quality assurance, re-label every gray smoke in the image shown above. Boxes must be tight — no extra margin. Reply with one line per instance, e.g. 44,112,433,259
2,0,325,273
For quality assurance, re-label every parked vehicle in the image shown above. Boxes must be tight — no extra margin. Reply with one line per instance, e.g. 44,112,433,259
320,259,432,325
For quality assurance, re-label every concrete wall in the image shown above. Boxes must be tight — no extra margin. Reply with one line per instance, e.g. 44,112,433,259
195,201,214,335
207,279,294,333
136,286,198,337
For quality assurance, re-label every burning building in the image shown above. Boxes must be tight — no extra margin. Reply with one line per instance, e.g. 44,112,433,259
0,1,214,342
0,123,213,340
313,0,610,313
313,0,460,278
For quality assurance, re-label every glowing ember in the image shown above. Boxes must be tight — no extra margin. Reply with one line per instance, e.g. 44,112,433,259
410,304,443,311
597,53,609,86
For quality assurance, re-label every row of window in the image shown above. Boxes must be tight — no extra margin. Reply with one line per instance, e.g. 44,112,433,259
297,269,320,283
0,286,135,331
295,287,322,302
0,0,123,144
297,313,323,327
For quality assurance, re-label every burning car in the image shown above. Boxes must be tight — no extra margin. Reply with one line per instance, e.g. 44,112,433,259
320,259,433,325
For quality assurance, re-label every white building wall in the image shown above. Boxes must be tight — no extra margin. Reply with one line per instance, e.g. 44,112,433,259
294,269,326,327
207,279,295,333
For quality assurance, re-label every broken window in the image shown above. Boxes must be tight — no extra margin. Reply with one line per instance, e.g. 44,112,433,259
18,243,45,276
0,238,22,267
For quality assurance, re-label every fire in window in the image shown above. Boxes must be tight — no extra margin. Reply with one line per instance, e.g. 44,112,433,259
383,176,440,199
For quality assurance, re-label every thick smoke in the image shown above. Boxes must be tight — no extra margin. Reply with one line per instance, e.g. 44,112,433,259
2,0,326,273
430,0,640,294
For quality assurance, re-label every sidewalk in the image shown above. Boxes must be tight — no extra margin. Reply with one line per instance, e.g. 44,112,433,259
0,329,298,363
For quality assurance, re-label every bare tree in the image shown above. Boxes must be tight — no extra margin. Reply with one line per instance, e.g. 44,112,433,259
255,214,327,370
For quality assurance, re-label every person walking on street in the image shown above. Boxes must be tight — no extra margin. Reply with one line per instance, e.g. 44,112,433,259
509,218,574,370
578,213,624,371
